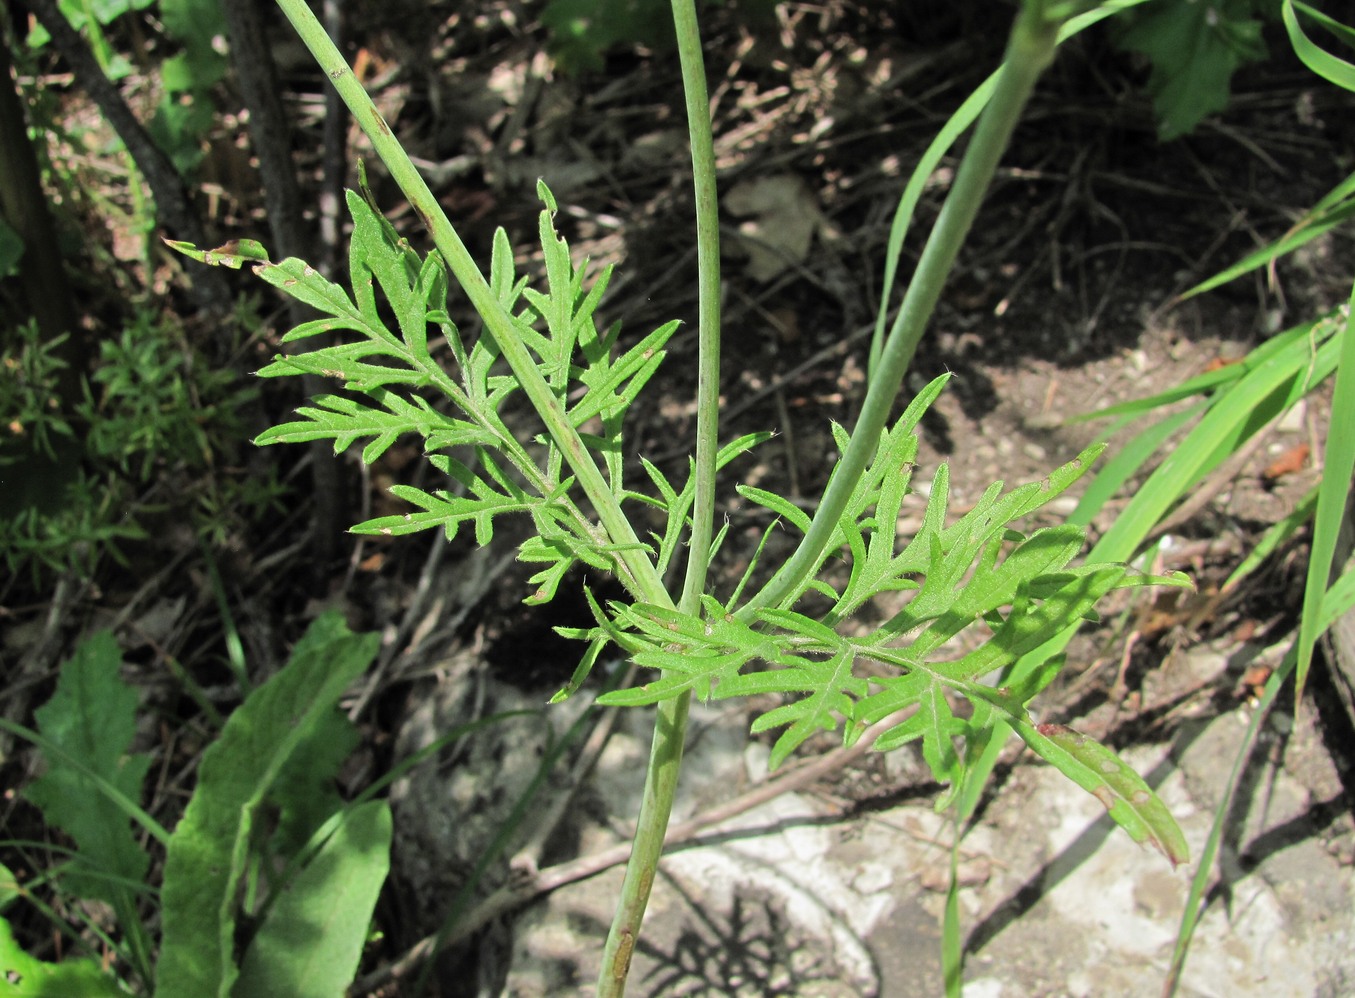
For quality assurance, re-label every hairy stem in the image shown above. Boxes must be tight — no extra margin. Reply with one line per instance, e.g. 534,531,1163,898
596,3,721,992
271,0,668,604
744,1,1063,615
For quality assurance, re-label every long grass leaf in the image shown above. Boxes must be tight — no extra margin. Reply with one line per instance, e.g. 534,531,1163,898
1284,0,1355,89
1296,293,1355,700
1164,646,1294,996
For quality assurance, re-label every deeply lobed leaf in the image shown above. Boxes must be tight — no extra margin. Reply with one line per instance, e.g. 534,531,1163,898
23,632,151,905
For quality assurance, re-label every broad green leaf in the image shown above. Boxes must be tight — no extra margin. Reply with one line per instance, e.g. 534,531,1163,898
0,916,123,998
265,708,361,858
233,801,391,998
1011,720,1189,866
23,632,150,905
155,613,379,998
1117,0,1266,139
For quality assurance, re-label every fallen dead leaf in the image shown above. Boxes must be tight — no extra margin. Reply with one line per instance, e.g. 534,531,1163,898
1262,443,1310,481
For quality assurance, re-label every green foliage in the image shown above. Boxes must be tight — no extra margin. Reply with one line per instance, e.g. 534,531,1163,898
22,632,151,906
232,801,391,998
0,310,266,585
1072,5,1355,988
266,708,362,857
24,0,226,173
156,612,380,998
0,916,125,998
0,322,75,461
542,0,776,73
154,1,1220,992
589,422,1187,778
1114,0,1269,139
179,170,1190,862
173,174,684,606
3,614,386,998
82,312,241,478
7,632,163,990
24,0,158,81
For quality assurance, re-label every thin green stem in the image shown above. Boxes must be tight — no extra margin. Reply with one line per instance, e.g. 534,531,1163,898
743,3,1062,616
596,3,720,992
271,0,668,605
595,692,690,997
673,0,722,615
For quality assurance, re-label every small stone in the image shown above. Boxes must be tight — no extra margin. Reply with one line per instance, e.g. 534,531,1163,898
1278,400,1307,432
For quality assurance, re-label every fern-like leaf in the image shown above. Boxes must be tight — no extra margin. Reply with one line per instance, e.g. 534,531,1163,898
256,390,497,464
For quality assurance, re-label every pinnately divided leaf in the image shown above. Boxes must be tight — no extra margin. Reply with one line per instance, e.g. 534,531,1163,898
174,177,701,608
1013,720,1189,866
592,384,1190,789
256,390,497,464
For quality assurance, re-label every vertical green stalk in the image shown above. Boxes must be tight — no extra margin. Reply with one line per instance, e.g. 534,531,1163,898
596,2,721,993
672,0,722,612
744,1,1063,615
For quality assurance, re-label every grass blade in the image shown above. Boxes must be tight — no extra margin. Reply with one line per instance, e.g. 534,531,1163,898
1296,290,1355,700
1164,646,1294,996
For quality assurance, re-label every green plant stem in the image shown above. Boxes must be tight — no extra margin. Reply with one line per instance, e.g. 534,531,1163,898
596,692,690,998
596,4,719,992
672,0,722,615
744,2,1062,615
271,0,667,605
